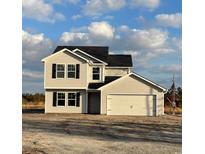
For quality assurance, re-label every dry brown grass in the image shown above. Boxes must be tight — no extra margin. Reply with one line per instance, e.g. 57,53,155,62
164,106,182,114
22,101,44,109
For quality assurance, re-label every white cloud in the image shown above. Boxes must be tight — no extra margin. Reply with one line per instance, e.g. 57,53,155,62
123,50,140,57
118,25,130,32
153,48,175,54
159,64,182,73
60,32,88,43
155,13,182,28
71,14,82,20
52,0,80,5
172,37,182,50
104,15,114,20
60,21,115,44
23,69,43,79
83,0,125,16
71,26,88,32
136,15,146,22
115,27,169,51
67,0,80,4
22,0,65,23
82,0,160,16
145,48,175,60
88,21,115,39
22,30,53,62
131,0,160,10
129,28,168,49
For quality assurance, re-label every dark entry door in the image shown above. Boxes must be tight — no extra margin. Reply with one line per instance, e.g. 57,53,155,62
88,92,100,114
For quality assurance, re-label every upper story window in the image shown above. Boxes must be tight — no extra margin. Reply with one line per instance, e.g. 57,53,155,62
92,67,100,80
67,64,76,78
52,64,80,79
56,64,65,78
57,92,65,106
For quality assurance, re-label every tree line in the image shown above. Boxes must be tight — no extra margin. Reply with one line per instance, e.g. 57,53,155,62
22,93,45,103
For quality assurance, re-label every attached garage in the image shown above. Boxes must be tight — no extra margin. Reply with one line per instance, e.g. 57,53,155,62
98,73,166,116
107,94,156,116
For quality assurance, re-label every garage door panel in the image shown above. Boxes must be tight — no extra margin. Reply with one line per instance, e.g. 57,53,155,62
107,95,155,116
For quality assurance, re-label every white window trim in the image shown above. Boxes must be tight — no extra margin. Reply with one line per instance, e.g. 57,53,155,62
92,67,101,80
67,64,76,78
68,92,78,106
56,64,65,79
57,92,66,107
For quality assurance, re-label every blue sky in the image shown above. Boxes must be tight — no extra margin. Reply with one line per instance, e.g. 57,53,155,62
22,0,182,93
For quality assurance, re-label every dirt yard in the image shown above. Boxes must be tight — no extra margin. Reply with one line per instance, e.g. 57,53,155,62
22,113,182,154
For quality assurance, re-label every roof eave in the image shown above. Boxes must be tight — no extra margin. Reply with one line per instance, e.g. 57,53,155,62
41,48,89,62
130,72,167,92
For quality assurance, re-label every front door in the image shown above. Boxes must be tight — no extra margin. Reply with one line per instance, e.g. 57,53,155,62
88,92,100,114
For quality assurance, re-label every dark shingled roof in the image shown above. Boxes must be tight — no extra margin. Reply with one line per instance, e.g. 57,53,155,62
53,46,132,67
107,55,132,67
53,46,109,62
88,76,121,89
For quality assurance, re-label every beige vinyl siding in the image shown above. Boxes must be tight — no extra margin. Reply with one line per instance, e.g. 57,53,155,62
45,90,87,113
44,51,88,88
101,74,164,116
104,68,130,76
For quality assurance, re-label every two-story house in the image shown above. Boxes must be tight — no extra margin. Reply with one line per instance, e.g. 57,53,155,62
42,46,166,116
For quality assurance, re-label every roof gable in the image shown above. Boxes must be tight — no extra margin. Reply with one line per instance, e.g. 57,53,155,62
98,72,167,92
129,72,167,92
41,48,88,62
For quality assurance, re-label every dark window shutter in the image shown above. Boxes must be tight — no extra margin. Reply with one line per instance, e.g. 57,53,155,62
76,92,80,107
76,64,80,79
52,64,56,78
53,92,57,106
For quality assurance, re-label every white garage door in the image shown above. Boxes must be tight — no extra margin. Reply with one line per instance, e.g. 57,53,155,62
107,94,156,116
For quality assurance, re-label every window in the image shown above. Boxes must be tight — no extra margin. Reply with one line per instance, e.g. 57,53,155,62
57,92,65,106
67,64,76,78
56,64,65,78
68,93,77,106
92,67,100,80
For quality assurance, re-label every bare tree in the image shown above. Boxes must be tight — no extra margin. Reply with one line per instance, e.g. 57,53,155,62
167,75,177,115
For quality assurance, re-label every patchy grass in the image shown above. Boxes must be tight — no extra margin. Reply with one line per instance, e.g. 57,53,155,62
23,113,182,154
